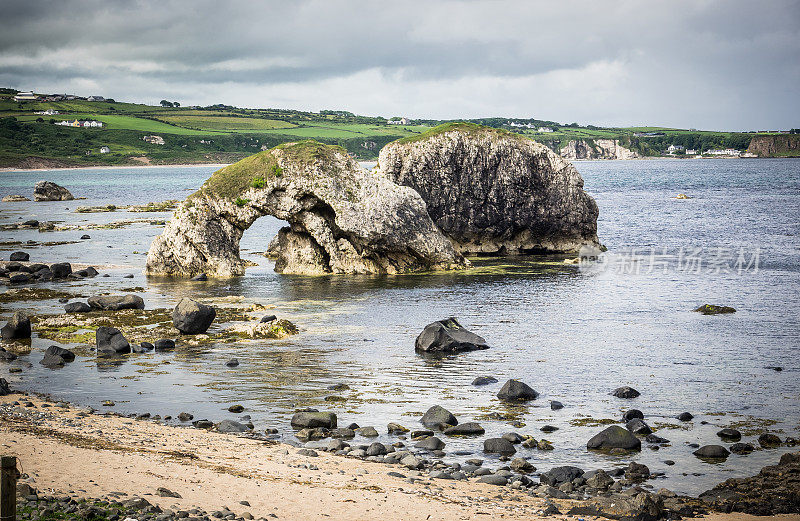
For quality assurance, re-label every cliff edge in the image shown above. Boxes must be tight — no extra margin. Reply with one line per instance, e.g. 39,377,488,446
746,135,800,157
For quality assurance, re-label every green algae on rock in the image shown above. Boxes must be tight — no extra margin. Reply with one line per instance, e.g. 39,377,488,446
694,304,736,315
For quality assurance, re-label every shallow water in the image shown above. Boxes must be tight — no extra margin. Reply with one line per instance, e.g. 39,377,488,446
1,158,799,496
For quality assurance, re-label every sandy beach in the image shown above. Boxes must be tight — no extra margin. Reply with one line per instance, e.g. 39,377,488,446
1,393,797,521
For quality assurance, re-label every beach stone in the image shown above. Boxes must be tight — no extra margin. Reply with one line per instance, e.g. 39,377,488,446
297,448,318,457
693,445,730,459
502,432,524,443
138,342,154,351
717,428,742,441
415,317,489,352
540,425,559,433
64,302,91,313
0,378,9,396
626,418,653,435
225,358,239,367
613,386,640,399
157,487,181,498
81,234,90,240
189,273,208,281
34,181,74,201
677,412,694,422
510,458,535,473
472,376,498,386
625,462,650,481
95,326,131,354
623,409,644,421
330,428,355,439
192,419,213,429
228,404,244,413
178,412,193,422
478,474,508,486
1,311,31,339
414,436,445,451
40,345,75,367
0,349,17,362
586,469,615,490
758,433,782,448
730,442,755,454
217,420,249,433
291,411,337,429
496,379,539,401
366,442,388,456
7,272,30,283
420,405,457,427
484,438,516,454
154,339,175,350
50,262,72,278
9,251,29,261
401,455,423,469
356,426,379,437
2,195,29,202
550,400,564,410
540,466,584,486
587,425,642,451
173,298,216,334
645,434,670,444
387,422,409,434
88,294,145,311
260,314,277,323
443,422,485,436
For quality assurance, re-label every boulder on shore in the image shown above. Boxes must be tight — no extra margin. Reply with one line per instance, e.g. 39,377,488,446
34,181,74,201
290,411,337,429
378,123,600,255
87,295,145,311
415,318,489,353
484,437,516,454
96,326,131,354
64,302,91,313
587,425,642,451
10,251,29,261
145,141,466,277
172,298,216,334
496,379,539,402
540,466,584,486
1,311,31,339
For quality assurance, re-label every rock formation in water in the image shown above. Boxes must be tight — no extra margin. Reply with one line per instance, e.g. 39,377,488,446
377,123,600,255
559,139,639,160
33,181,74,201
146,141,466,277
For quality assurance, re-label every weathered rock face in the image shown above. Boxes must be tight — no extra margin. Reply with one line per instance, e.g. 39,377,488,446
34,181,74,201
378,123,600,255
746,134,800,157
559,139,639,160
146,141,466,277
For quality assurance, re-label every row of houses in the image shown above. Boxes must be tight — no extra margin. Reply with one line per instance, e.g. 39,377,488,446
508,122,555,132
387,117,410,125
12,91,105,102
35,109,59,115
55,119,104,128
667,144,744,156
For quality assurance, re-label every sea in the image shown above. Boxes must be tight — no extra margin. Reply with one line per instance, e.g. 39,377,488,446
1,158,798,496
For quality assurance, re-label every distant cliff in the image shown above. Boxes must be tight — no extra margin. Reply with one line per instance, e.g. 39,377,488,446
559,139,639,160
746,135,800,157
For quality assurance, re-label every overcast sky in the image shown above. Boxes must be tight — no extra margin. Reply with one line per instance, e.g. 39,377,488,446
1,0,798,130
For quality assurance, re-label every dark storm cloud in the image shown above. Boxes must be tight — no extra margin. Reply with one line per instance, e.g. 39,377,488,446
1,0,799,129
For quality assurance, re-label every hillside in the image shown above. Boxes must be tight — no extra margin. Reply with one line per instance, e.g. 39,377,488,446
0,88,793,167
746,134,800,157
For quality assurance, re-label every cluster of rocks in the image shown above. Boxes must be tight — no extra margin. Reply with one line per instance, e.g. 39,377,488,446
1,254,98,285
3,181,74,203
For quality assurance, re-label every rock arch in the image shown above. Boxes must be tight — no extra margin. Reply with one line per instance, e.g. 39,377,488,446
145,141,466,277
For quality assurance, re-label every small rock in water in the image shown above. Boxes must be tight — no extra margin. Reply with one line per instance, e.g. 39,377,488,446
587,425,641,451
40,345,76,368
550,400,564,410
177,412,193,422
758,433,782,448
717,428,742,441
420,405,458,428
260,314,278,323
217,420,249,433
387,422,409,434
694,445,730,459
96,326,131,354
765,365,783,372
81,234,91,240
730,442,755,454
228,404,245,413
496,379,539,401
64,302,91,313
154,339,175,350
626,418,653,435
623,409,644,421
484,438,516,455
123,274,134,278
291,411,337,429
10,251,30,261
415,317,489,353
694,304,736,315
443,422,485,436
190,273,208,281
356,426,379,437
677,412,694,422
612,386,640,399
471,376,498,386
1,311,31,339
414,436,445,451
226,358,240,367
173,298,216,334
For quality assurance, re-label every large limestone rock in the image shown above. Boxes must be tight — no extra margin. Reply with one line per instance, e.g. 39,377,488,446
378,123,600,255
34,181,74,201
146,141,466,277
559,139,639,160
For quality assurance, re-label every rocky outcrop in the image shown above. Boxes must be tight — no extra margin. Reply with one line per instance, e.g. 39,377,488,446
746,134,800,157
559,139,639,160
146,141,466,276
33,181,74,201
378,123,600,255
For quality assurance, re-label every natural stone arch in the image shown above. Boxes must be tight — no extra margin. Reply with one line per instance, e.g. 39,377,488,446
145,141,466,277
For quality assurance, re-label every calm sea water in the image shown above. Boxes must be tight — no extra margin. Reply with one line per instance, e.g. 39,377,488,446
1,158,798,496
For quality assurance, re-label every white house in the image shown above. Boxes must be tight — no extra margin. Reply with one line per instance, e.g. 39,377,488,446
704,148,740,156
143,135,165,145
667,144,685,154
686,149,697,155
13,91,37,101
388,117,410,125
99,146,110,154
538,127,554,133
87,96,105,102
90,120,103,127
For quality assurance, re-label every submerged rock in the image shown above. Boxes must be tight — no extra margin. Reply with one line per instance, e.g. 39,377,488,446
145,141,466,277
95,326,131,354
415,318,489,353
378,123,600,255
694,445,730,459
40,345,75,367
496,379,539,402
34,181,74,201
587,425,642,451
2,195,29,202
172,298,216,334
717,428,742,442
87,294,145,311
694,304,736,315
472,376,498,386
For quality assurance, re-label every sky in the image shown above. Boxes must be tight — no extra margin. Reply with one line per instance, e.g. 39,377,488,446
1,0,798,130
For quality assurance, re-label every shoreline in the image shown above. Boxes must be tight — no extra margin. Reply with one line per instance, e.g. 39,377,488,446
0,162,232,173
1,391,798,521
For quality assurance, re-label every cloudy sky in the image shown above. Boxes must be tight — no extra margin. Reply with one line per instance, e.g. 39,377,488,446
1,0,798,130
